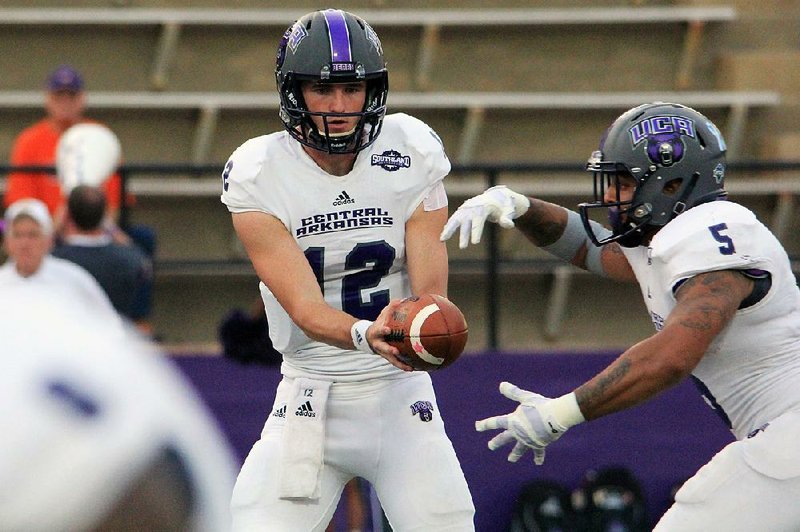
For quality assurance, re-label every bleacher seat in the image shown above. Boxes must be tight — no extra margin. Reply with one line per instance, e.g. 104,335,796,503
1,4,796,349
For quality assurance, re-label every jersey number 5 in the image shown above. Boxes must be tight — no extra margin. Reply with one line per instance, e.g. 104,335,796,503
708,223,736,255
305,241,396,321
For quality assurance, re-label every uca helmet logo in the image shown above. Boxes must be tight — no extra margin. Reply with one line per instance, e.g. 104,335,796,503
629,115,696,167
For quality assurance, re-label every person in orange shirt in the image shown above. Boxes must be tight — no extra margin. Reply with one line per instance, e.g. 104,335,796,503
4,65,157,337
4,65,124,225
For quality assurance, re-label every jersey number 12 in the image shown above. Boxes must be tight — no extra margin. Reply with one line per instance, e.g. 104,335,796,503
305,241,396,321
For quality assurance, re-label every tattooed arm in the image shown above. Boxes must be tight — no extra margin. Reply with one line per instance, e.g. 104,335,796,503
512,198,569,247
473,270,754,465
574,269,754,420
515,198,637,282
440,187,637,281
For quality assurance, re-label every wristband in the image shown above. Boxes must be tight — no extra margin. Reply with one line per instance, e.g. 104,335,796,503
351,320,375,354
541,209,609,277
547,392,585,430
541,208,584,260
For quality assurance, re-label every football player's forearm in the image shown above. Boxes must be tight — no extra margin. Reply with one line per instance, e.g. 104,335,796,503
573,352,659,420
574,333,691,420
514,198,571,247
515,200,618,278
292,301,359,351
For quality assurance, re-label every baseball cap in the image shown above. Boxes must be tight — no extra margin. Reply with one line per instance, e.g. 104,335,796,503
4,198,53,235
47,64,84,93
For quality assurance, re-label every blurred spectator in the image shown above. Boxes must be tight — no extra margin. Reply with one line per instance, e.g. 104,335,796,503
508,479,577,532
52,185,154,334
0,283,238,531
218,298,281,366
4,65,125,225
0,198,119,325
4,65,157,273
572,466,648,531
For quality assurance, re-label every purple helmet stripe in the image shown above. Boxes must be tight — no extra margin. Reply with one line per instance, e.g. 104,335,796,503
322,9,352,63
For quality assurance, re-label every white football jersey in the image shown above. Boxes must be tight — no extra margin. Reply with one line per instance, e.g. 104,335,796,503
221,113,450,380
623,200,800,439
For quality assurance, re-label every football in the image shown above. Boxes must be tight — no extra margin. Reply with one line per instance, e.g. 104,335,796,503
384,294,468,371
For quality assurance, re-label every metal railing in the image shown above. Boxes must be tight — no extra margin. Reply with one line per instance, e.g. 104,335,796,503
2,160,799,349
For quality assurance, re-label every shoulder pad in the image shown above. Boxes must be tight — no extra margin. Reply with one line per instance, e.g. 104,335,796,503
652,202,772,286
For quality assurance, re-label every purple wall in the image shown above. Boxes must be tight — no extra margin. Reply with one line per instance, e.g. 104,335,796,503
172,351,734,530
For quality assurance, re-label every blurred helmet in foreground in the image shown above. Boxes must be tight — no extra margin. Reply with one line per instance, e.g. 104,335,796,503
0,285,237,532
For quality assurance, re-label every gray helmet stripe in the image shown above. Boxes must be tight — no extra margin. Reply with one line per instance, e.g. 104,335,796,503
322,9,352,63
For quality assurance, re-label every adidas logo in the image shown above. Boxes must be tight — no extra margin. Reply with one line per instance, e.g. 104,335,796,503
333,190,355,206
294,401,316,418
271,405,286,418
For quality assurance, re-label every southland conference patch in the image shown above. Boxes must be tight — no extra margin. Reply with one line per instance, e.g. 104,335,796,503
371,150,411,172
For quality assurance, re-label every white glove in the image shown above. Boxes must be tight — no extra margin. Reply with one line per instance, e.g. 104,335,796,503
439,185,530,249
475,382,584,465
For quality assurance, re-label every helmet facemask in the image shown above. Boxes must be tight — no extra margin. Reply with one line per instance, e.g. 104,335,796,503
580,154,647,247
277,72,388,154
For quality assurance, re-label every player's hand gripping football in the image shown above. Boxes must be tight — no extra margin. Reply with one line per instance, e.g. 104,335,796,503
368,300,414,372
439,185,530,249
476,382,583,465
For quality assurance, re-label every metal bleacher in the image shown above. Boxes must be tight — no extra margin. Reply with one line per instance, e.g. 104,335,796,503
0,4,792,349
0,89,779,172
0,5,779,167
0,5,781,205
0,6,737,89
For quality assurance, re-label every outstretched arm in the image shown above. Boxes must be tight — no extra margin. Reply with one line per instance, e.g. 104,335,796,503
441,186,636,282
575,269,753,419
477,268,753,464
515,198,635,281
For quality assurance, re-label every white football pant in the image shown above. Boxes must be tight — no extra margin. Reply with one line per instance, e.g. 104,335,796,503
231,372,475,531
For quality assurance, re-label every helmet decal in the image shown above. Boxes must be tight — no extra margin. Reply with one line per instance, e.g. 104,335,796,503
713,162,725,184
646,133,684,166
630,115,696,167
365,23,383,55
287,22,308,54
276,26,292,69
322,9,353,63
629,115,695,146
